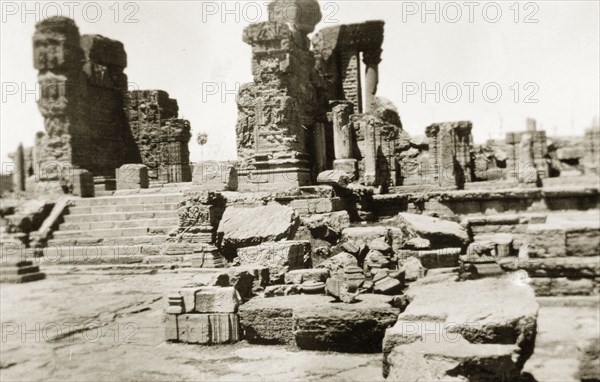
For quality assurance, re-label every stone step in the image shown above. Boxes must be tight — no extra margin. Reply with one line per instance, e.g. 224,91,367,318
63,210,178,223
59,218,179,231
47,235,170,247
52,226,175,239
71,193,182,207
68,202,179,215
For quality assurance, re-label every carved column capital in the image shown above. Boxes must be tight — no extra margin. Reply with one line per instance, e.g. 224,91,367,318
362,48,382,66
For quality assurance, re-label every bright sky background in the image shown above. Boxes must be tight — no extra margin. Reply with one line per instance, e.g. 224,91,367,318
1,0,599,169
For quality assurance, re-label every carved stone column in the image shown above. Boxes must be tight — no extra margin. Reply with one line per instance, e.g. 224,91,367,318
362,49,382,113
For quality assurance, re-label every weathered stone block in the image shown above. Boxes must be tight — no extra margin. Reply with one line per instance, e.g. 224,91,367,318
208,313,240,343
178,314,211,344
194,287,241,313
163,313,178,342
117,164,149,190
217,204,299,257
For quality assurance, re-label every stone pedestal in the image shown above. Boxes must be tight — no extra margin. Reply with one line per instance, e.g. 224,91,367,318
237,157,312,192
117,164,149,190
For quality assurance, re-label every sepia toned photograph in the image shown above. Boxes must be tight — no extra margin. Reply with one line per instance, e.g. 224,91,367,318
0,1,599,381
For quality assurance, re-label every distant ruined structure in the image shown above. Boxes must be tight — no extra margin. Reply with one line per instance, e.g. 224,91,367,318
10,4,597,195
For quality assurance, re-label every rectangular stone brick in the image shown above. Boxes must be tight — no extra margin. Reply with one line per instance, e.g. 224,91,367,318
194,287,241,313
163,314,178,342
178,314,211,344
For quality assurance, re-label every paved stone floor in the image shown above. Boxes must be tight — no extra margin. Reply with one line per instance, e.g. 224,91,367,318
0,271,384,381
1,270,598,381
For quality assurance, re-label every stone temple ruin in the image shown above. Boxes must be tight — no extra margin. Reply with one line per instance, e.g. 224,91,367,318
1,1,599,381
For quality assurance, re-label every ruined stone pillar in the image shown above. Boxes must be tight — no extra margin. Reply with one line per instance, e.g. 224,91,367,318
235,0,322,191
363,119,378,186
313,122,328,174
425,125,440,184
16,144,26,192
340,50,362,114
363,49,382,113
332,102,357,177
518,133,537,183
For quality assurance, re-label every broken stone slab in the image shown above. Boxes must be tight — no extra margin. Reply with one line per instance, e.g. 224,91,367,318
383,271,538,378
237,241,310,283
364,249,394,272
192,161,238,191
217,204,299,256
384,331,521,381
284,268,329,285
194,287,241,313
387,213,470,249
173,313,240,344
116,164,149,190
293,294,399,352
315,251,358,275
239,294,398,351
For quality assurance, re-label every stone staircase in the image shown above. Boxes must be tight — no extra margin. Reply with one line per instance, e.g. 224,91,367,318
37,193,183,265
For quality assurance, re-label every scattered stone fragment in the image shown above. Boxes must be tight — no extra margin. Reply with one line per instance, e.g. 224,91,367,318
264,284,301,298
400,257,427,281
403,237,431,250
284,268,329,285
316,252,358,275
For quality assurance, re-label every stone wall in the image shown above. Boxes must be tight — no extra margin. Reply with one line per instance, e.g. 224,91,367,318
126,90,191,182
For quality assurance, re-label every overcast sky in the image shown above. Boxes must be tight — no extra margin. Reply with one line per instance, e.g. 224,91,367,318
1,0,599,167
